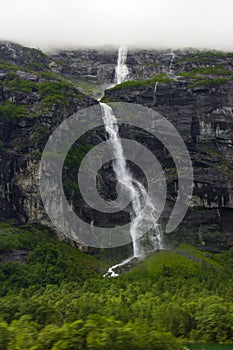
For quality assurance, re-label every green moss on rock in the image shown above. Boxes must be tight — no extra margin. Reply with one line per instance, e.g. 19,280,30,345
108,73,172,91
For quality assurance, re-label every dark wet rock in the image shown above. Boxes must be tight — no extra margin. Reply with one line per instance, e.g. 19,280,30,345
1,249,30,264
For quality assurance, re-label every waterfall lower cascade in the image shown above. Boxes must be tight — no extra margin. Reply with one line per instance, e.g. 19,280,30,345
102,47,163,277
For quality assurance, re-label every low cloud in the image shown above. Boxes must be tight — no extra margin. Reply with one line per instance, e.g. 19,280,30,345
1,0,233,51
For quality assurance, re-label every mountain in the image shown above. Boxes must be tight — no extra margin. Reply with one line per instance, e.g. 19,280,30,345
0,41,233,252
1,42,233,348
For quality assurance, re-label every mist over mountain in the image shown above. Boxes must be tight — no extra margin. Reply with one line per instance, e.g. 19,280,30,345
1,0,233,50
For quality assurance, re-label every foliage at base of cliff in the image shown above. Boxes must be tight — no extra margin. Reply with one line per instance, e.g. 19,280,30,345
0,222,233,349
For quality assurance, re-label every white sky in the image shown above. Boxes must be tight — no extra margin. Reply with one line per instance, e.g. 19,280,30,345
0,0,233,51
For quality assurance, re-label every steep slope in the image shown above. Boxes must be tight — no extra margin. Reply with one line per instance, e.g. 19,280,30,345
0,41,96,229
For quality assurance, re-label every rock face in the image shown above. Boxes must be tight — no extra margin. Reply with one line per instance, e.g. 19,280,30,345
0,42,233,251
101,51,233,250
51,47,119,99
0,41,96,230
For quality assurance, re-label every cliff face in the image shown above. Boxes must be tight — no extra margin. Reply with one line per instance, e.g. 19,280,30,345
0,42,96,229
0,42,233,251
101,50,233,250
51,47,119,99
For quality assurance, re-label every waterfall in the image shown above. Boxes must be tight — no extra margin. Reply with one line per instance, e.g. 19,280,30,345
153,81,158,105
100,103,162,258
158,50,178,81
102,47,162,277
168,51,175,75
168,51,179,81
115,47,129,85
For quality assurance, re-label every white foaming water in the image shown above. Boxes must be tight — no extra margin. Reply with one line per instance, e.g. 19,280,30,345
100,102,162,275
153,81,159,105
158,50,178,81
168,51,179,81
103,257,133,278
101,47,162,277
168,51,176,75
115,47,129,85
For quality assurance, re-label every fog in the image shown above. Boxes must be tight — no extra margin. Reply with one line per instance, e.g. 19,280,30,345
1,0,233,51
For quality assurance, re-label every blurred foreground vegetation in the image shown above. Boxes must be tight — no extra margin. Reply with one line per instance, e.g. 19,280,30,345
0,222,233,349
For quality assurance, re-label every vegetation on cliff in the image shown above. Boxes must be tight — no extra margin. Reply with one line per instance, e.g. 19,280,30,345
108,73,172,91
0,45,88,119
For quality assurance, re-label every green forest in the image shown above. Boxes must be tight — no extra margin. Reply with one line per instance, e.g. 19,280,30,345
0,222,233,349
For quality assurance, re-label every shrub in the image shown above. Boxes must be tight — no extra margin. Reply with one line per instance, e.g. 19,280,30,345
0,101,27,118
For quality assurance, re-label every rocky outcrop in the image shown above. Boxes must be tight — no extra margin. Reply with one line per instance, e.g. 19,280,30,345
50,47,119,99
1,249,29,264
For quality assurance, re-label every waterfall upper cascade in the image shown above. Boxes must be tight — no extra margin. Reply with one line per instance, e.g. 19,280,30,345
167,51,179,81
168,51,175,75
157,50,178,81
101,47,162,277
115,46,129,85
153,51,177,105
